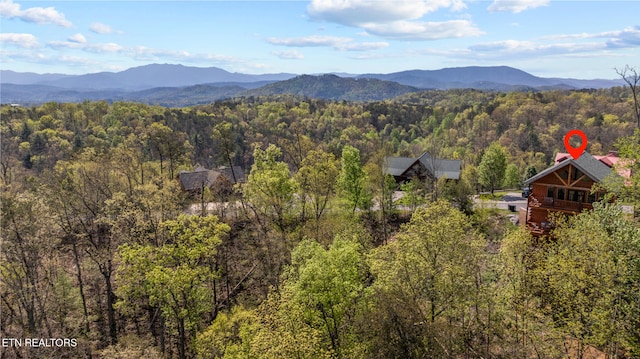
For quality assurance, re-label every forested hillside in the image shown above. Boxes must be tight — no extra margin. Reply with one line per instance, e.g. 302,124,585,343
239,74,421,101
1,87,640,358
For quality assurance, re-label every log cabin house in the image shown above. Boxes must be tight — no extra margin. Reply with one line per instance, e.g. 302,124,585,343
385,152,461,184
520,151,617,236
178,165,245,197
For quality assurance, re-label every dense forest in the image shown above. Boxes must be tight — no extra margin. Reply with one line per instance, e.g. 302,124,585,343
1,87,640,358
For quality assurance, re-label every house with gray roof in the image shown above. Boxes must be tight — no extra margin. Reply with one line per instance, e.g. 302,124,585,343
385,152,462,183
216,166,246,184
178,165,245,196
521,151,616,236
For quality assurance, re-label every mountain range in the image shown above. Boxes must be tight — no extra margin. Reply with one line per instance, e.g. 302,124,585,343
0,64,625,106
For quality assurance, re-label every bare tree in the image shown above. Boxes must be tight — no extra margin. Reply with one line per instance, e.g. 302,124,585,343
616,65,640,127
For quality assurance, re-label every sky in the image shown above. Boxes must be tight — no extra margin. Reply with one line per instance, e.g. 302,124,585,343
1,0,639,79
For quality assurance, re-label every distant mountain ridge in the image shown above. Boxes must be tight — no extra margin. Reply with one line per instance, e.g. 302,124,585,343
357,66,622,90
0,64,625,106
358,66,547,88
6,64,296,91
240,74,420,101
1,70,73,85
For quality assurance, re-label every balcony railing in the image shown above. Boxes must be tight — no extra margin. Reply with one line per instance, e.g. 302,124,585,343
528,196,593,212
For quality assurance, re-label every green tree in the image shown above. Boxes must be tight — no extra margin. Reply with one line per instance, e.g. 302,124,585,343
207,230,371,359
534,204,640,358
295,149,339,231
337,145,370,212
286,234,369,357
524,165,538,181
399,177,424,211
146,122,172,175
116,214,229,359
212,122,240,181
146,122,191,178
1,192,63,340
496,228,562,358
365,147,397,242
195,306,261,359
243,144,297,235
478,141,508,194
276,121,315,172
249,229,370,358
48,150,124,345
602,129,640,216
441,177,474,214
368,200,486,357
503,163,521,189
249,290,328,359
462,163,480,194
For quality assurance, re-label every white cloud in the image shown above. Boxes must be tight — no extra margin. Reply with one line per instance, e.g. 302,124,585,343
68,33,86,44
3,32,253,73
487,0,549,13
0,0,21,17
93,43,124,53
90,22,121,35
343,41,389,51
47,40,82,50
469,39,606,59
540,27,640,49
43,38,241,67
364,20,483,40
267,35,388,51
470,39,535,52
0,32,39,48
308,0,466,26
307,0,472,40
56,55,99,67
249,63,270,70
605,26,640,48
459,25,640,63
540,33,595,41
272,50,304,60
0,0,72,27
268,35,351,47
127,46,187,61
48,40,124,53
0,49,97,69
125,46,238,64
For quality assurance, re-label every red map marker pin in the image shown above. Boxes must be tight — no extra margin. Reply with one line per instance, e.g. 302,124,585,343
564,129,588,160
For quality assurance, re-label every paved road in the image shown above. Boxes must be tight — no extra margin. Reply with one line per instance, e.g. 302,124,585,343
473,192,635,214
473,192,527,211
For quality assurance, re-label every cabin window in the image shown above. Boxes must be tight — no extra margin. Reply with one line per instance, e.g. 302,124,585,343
557,188,565,200
560,170,569,180
547,187,555,198
572,168,583,181
568,190,584,202
588,192,598,203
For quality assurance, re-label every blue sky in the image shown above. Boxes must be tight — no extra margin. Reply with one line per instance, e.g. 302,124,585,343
1,0,639,79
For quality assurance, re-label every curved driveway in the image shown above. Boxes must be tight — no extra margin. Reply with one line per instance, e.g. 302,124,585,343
473,192,528,211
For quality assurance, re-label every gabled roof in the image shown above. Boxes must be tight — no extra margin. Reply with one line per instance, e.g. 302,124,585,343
179,168,218,191
524,151,614,185
555,151,621,168
417,153,462,180
179,165,246,191
385,157,417,177
217,165,246,183
384,152,461,180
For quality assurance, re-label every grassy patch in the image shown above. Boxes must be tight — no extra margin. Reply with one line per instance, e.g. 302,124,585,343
478,192,508,201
